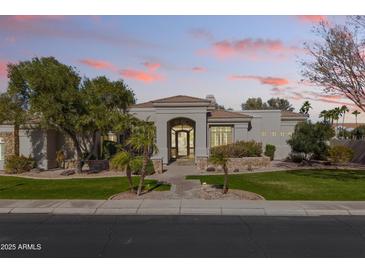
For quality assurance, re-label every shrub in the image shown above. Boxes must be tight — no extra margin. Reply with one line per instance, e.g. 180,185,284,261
211,140,262,158
288,153,305,163
264,144,276,160
287,121,334,160
5,155,35,174
56,150,65,168
130,156,155,175
102,140,118,160
328,145,354,163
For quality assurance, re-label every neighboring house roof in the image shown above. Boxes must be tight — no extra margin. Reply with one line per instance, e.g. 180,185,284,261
209,110,251,119
131,95,212,108
332,123,365,129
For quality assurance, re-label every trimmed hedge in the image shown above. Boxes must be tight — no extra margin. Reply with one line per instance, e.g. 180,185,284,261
210,140,262,158
264,144,276,160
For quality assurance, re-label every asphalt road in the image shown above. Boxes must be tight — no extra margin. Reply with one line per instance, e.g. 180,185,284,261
1,214,365,257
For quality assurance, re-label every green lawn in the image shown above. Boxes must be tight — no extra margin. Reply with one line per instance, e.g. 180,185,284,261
0,176,170,199
187,169,365,200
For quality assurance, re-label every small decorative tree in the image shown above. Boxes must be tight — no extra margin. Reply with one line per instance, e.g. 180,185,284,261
209,146,230,194
127,120,158,196
110,150,134,193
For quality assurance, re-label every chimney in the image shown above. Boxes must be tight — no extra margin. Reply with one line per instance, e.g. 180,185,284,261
205,94,216,106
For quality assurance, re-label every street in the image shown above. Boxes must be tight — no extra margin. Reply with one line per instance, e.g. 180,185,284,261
1,214,365,257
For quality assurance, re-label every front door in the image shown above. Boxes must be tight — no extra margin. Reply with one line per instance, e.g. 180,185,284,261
177,131,188,157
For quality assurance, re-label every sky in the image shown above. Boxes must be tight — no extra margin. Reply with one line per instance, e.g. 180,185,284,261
0,15,363,122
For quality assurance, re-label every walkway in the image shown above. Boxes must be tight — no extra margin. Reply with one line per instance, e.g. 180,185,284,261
147,161,202,199
2,200,365,216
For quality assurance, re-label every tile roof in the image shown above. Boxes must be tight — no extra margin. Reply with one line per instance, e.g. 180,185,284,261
281,111,307,118
131,95,211,108
209,110,252,119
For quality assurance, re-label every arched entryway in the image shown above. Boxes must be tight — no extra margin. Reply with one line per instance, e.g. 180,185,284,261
168,118,195,162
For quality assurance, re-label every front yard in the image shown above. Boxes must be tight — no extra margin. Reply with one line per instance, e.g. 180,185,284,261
187,169,365,201
0,176,169,199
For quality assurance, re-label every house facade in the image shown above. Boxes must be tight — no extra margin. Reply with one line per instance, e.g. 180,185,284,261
0,94,306,171
130,95,306,164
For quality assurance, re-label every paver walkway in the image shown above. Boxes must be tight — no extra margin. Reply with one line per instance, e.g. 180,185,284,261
147,161,202,199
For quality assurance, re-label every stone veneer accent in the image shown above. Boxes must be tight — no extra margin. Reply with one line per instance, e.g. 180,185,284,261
152,158,163,174
226,156,271,171
0,132,15,159
196,156,271,171
196,156,209,171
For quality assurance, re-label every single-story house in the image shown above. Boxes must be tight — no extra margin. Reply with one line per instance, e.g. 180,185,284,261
129,95,306,164
0,94,306,170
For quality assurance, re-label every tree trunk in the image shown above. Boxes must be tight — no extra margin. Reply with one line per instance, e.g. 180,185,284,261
70,136,83,174
126,164,134,193
13,124,19,156
342,113,346,139
223,165,229,194
137,149,148,196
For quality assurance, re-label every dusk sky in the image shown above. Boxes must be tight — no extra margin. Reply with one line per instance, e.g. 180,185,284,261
0,15,363,122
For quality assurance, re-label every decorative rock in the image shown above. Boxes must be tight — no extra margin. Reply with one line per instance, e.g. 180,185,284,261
151,158,163,174
60,169,75,176
206,166,215,172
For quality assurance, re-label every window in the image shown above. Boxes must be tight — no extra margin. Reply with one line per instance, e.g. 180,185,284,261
210,126,233,147
0,138,4,161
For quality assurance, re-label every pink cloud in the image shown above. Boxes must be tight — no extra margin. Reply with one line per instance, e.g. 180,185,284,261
296,15,328,24
120,69,163,83
192,66,207,72
0,16,157,49
0,61,8,77
79,59,117,71
229,75,289,86
142,62,161,72
199,38,301,60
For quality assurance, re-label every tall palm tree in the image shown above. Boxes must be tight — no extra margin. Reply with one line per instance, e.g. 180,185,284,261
319,110,329,122
110,150,135,193
352,110,361,127
299,101,312,115
127,120,158,196
340,105,349,138
333,107,342,137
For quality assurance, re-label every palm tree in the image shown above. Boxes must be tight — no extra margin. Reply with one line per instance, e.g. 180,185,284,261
110,150,135,192
352,110,361,127
127,120,158,196
209,147,230,194
319,110,329,122
340,105,349,138
299,101,312,115
332,107,342,137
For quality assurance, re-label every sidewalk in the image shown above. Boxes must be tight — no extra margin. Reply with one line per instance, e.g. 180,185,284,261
2,199,365,216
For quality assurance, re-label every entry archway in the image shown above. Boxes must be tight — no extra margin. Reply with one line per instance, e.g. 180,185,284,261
167,118,195,162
